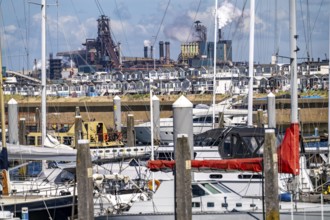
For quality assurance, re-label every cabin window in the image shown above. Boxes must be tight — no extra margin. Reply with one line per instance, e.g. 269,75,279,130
98,150,103,153
238,174,263,179
127,149,131,152
207,202,215,208
119,149,124,152
209,174,223,179
192,202,200,208
211,183,232,193
105,150,110,153
243,137,257,151
192,185,209,197
133,148,139,152
112,150,117,153
201,183,221,194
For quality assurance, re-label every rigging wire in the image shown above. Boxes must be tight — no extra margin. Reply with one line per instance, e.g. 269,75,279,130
152,0,171,47
1,0,30,69
95,0,105,16
299,0,325,61
114,0,132,57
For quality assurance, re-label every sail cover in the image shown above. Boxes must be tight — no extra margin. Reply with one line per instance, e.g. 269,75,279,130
277,123,300,175
1,143,77,161
148,158,263,173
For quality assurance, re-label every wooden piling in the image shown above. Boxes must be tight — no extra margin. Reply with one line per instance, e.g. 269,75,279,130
74,116,83,148
264,129,279,220
76,139,94,220
126,114,135,147
218,112,224,128
174,134,192,220
19,118,26,145
257,109,264,127
75,106,80,116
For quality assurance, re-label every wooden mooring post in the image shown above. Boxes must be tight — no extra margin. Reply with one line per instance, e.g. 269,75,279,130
19,118,26,145
264,92,279,220
174,134,192,220
126,114,135,147
76,138,94,220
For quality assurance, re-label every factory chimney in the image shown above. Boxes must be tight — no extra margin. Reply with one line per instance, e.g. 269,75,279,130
150,45,154,59
159,41,164,63
218,29,222,42
165,41,170,65
144,46,148,58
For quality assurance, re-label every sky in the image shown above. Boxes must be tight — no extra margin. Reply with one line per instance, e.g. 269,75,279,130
0,0,329,71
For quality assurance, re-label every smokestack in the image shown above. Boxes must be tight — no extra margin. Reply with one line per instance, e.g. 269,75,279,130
165,41,170,65
144,46,148,58
218,29,221,41
159,41,164,63
150,46,154,59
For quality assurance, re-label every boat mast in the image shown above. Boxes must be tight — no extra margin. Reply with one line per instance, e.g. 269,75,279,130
247,0,255,126
212,0,217,129
41,0,47,147
328,14,330,164
290,0,298,124
0,35,6,149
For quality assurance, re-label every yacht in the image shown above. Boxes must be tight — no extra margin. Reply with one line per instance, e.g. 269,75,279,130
95,179,330,220
134,97,248,146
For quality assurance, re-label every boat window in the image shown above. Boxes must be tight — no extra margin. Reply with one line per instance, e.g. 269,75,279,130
238,174,263,179
192,202,200,208
207,202,215,207
222,135,237,158
105,150,110,153
133,148,139,151
112,150,117,152
201,183,221,194
192,184,209,197
211,183,232,193
127,149,131,152
55,170,75,184
242,136,263,156
192,116,214,123
120,149,124,152
27,136,36,146
63,137,72,146
209,174,223,179
98,150,103,153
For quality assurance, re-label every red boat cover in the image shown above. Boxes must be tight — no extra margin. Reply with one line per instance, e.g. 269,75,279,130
148,158,263,173
277,123,300,175
148,123,300,175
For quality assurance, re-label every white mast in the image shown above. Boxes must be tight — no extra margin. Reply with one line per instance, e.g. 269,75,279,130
328,14,330,164
290,0,298,123
0,32,6,149
212,0,217,129
41,0,47,147
247,0,255,126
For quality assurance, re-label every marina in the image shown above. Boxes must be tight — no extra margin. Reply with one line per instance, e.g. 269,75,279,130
1,0,330,219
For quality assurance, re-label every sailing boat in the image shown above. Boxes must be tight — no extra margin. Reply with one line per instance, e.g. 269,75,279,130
0,1,80,219
94,1,330,219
